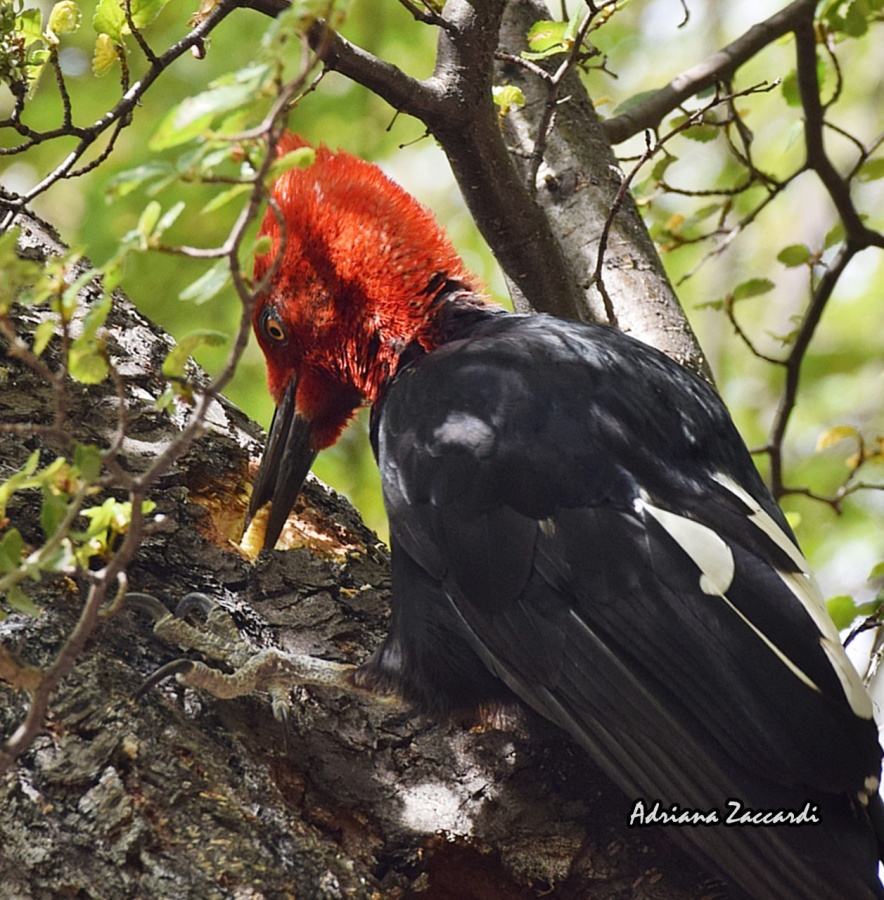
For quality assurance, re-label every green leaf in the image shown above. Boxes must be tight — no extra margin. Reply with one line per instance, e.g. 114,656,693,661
842,0,870,36
92,32,119,76
105,162,176,201
46,1,82,42
32,320,56,357
40,489,69,539
827,594,859,630
732,277,775,301
16,7,45,44
0,450,41,521
149,64,270,151
93,0,126,42
777,244,812,267
524,19,570,59
268,146,316,180
682,123,719,143
128,0,172,30
137,201,162,246
781,70,800,107
155,200,185,235
857,158,884,183
201,184,251,215
0,228,44,313
491,85,526,115
73,443,103,482
650,155,677,182
869,561,884,580
824,220,846,249
4,584,40,616
178,259,231,306
68,338,110,384
0,529,25,575
162,329,227,378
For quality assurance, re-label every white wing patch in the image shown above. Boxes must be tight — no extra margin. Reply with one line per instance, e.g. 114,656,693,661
713,472,873,721
636,496,822,699
638,500,734,596
778,570,873,720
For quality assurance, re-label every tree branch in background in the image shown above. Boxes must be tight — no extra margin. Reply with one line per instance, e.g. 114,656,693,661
602,0,816,145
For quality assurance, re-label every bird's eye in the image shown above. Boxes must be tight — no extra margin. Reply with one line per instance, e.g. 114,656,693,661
260,307,288,344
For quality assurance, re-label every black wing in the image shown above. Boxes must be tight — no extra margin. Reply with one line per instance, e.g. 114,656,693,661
367,313,883,899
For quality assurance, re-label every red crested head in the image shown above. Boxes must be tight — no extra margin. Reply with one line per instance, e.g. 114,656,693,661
253,133,480,450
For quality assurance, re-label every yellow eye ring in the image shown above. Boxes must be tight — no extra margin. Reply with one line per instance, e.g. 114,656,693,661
261,307,288,344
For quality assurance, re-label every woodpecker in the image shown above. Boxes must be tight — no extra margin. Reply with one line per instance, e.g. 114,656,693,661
248,133,884,898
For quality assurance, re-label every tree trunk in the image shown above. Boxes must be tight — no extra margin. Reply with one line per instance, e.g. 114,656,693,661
0,227,723,896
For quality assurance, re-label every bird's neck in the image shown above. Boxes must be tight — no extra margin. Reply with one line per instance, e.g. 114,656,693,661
337,281,494,400
302,283,499,449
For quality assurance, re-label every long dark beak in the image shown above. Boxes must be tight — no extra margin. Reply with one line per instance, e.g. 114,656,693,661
246,375,318,550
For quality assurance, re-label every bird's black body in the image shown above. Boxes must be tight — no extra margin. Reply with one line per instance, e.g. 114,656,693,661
359,300,884,899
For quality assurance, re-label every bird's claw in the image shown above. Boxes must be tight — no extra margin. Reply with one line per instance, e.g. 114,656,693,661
124,591,357,721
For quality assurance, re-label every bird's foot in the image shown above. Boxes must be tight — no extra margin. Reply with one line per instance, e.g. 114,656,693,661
125,591,357,721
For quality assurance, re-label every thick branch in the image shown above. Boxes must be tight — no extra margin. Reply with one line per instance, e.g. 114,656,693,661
603,0,816,145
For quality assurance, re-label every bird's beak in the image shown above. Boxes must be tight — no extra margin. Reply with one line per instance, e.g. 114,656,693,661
246,375,318,550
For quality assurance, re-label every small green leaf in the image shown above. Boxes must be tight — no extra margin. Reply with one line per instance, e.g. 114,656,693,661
68,338,110,384
682,123,719,143
4,584,40,616
46,1,82,42
178,259,230,306
842,1,870,36
268,146,316,180
869,561,884,581
0,529,25,575
16,7,45,44
781,70,800,107
73,443,103,482
525,19,570,58
32,320,56,356
105,162,176,201
155,200,185,235
824,220,846,249
491,85,526,116
857,158,884,183
777,244,812,267
827,594,859,630
137,201,162,245
92,32,120,76
93,0,126,42
650,155,677,182
162,329,227,378
732,277,775,301
201,184,251,215
40,489,69,539
150,64,270,151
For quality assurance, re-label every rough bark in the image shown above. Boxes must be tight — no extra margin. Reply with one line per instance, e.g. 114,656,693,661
0,214,727,898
